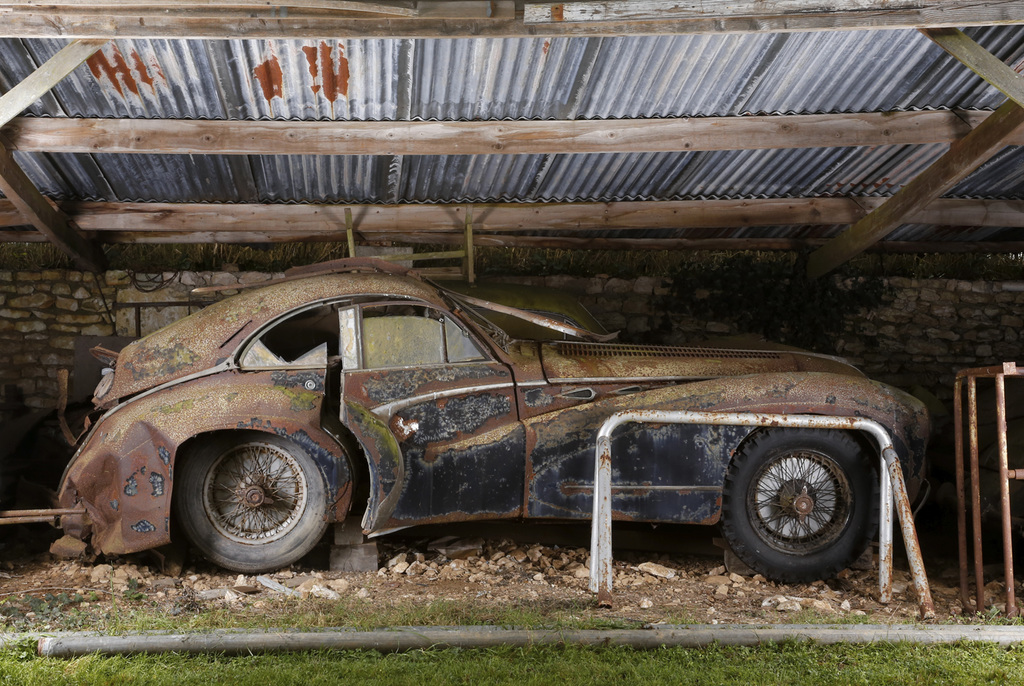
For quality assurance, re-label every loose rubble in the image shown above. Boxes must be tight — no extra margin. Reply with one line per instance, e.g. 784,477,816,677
0,535,979,631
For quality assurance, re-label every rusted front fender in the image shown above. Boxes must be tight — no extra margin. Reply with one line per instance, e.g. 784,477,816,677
58,370,352,556
344,400,404,532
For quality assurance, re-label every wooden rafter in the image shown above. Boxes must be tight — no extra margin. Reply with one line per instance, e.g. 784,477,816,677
3,110,1012,156
807,30,1024,278
0,197,1020,235
0,38,107,269
5,229,1021,255
0,39,105,129
0,0,1018,39
0,141,105,271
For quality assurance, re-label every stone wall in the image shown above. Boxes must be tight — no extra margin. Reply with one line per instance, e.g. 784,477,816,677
0,270,116,410
1,268,1021,411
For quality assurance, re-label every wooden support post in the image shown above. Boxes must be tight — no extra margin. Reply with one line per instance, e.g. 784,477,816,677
464,205,475,284
0,39,106,129
345,207,356,258
0,140,105,271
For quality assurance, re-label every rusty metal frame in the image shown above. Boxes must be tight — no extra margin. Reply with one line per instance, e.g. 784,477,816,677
0,508,86,526
954,362,1024,617
591,410,935,619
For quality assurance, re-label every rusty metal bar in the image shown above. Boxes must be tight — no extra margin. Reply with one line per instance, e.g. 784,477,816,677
0,508,86,525
970,375,985,612
592,411,935,619
996,368,1017,616
954,363,1024,617
953,376,973,611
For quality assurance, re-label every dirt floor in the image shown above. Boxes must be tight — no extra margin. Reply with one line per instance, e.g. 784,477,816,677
0,514,997,633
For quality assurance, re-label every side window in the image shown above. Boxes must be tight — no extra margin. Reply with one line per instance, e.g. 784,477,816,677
240,304,338,369
358,304,486,369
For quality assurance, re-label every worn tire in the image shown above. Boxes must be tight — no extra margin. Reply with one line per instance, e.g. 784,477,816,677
174,432,329,573
720,429,877,584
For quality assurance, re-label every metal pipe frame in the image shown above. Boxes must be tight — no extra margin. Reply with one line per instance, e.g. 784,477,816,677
954,362,1024,618
0,508,86,526
591,410,935,619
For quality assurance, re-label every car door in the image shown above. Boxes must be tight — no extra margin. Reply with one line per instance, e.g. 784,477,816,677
338,301,525,532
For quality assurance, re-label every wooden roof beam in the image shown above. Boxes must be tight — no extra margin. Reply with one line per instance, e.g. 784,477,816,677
4,110,1011,156
4,228,1021,255
0,39,105,129
807,29,1024,279
0,38,107,270
1,197,1021,233
0,0,1019,39
0,141,105,271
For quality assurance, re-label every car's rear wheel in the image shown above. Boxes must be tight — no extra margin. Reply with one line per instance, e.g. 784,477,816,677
174,432,329,573
721,429,877,583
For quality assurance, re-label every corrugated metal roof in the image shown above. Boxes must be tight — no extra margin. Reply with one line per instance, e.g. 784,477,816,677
1,25,1024,243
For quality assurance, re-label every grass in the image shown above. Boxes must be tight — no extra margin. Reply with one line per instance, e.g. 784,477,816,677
3,242,1024,280
2,641,1024,685
0,591,648,636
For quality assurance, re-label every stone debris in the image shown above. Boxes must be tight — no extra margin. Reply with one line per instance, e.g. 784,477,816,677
256,575,301,597
637,562,676,579
0,534,949,632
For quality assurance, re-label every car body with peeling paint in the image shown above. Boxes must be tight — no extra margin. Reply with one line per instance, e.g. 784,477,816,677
53,259,929,582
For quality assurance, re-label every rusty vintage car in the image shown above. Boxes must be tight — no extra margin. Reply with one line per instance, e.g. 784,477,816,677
53,259,929,583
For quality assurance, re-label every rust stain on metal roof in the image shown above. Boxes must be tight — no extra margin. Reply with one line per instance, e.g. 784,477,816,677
87,45,141,99
253,53,284,102
130,50,161,93
301,41,350,104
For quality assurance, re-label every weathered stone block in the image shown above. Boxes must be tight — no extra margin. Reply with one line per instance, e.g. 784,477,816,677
1001,315,1023,328
14,320,45,334
55,297,79,312
140,306,190,336
330,543,379,573
104,270,130,286
56,313,104,325
605,278,632,294
632,277,656,295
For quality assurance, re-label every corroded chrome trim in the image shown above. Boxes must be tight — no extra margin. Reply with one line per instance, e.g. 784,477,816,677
371,382,516,419
547,375,704,384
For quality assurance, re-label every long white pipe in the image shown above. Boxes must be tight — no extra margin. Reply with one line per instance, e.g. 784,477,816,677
591,410,934,618
31,624,1024,657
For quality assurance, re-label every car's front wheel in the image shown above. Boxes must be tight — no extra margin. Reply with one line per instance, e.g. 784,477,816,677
720,428,878,583
174,432,329,573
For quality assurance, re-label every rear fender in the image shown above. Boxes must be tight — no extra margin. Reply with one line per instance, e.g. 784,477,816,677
58,369,352,555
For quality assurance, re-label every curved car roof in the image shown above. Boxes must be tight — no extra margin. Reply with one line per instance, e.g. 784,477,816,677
107,271,447,402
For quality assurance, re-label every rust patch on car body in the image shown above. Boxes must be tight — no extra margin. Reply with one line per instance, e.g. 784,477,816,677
59,370,352,556
102,273,446,406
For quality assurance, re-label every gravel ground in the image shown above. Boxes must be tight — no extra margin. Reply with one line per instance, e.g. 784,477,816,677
0,524,988,633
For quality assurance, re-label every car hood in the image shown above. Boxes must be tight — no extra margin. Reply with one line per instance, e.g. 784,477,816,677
539,341,863,382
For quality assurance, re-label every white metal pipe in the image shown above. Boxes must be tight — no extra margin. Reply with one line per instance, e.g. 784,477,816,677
591,410,934,618
31,623,1024,657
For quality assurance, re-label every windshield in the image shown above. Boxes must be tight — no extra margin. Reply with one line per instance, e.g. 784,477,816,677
437,285,616,344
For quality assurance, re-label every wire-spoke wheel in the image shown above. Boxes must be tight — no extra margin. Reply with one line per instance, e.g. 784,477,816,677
175,432,329,573
721,429,877,584
203,441,308,544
